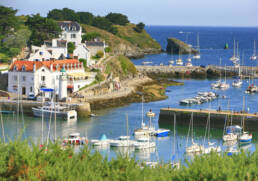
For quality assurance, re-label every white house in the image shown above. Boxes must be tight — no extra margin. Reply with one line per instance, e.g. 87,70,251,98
8,59,96,99
58,21,82,46
28,39,67,61
73,44,91,62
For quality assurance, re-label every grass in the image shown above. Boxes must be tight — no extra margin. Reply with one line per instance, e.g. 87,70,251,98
0,139,257,180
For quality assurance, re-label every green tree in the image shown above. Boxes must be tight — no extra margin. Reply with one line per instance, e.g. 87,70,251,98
0,6,19,36
47,9,64,20
77,12,94,25
26,14,61,46
82,32,101,42
47,8,79,22
79,58,87,68
92,16,118,34
68,42,75,54
134,22,145,33
105,13,129,26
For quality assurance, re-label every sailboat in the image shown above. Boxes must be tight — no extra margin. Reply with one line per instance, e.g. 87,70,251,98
171,113,180,169
211,58,222,89
110,114,136,147
169,47,174,65
239,96,252,144
230,40,240,62
134,98,155,136
232,54,243,87
223,112,238,142
176,48,183,66
193,32,201,59
185,112,204,153
219,65,230,89
203,113,221,154
250,40,257,60
185,48,193,67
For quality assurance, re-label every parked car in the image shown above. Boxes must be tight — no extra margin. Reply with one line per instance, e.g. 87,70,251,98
27,93,36,100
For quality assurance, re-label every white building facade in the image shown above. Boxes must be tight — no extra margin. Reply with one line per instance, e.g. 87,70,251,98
8,59,96,99
58,21,82,46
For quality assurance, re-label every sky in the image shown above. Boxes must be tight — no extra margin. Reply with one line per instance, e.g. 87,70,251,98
1,0,258,27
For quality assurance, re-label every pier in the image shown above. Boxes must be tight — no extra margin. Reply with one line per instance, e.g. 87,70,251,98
159,108,258,131
137,65,258,78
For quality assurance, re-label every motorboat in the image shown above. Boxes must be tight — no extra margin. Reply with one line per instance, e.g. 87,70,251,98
32,103,77,120
154,128,170,137
239,132,252,144
110,136,136,147
142,61,152,65
63,133,88,145
211,80,221,89
193,33,201,59
134,137,156,150
91,134,110,147
176,58,183,66
169,60,174,64
185,62,193,67
232,79,243,87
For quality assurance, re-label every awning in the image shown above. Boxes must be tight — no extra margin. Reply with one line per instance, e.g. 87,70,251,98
67,85,73,89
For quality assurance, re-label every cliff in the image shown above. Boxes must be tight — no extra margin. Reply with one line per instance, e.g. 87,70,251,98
166,37,199,55
82,24,161,58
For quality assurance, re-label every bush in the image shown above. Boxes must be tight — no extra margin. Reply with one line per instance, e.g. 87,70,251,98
79,58,87,68
67,42,75,54
82,32,101,42
95,51,104,59
134,22,145,33
104,47,111,53
105,13,129,26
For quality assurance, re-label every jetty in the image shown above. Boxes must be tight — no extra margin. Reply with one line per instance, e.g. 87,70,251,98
159,108,258,131
137,65,258,78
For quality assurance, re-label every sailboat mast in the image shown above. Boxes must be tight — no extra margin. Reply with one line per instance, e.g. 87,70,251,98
41,90,44,145
173,113,176,155
233,39,236,57
254,40,256,56
0,111,5,143
141,96,144,127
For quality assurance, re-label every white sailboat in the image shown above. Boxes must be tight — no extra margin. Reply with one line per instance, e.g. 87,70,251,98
239,96,252,144
176,49,183,66
223,113,238,142
186,112,204,153
203,113,221,154
171,113,180,169
134,136,156,150
110,114,136,147
250,40,257,60
230,40,240,62
193,32,201,59
232,54,243,87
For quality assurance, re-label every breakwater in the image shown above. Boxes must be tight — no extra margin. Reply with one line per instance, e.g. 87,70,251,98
136,65,258,79
159,108,258,131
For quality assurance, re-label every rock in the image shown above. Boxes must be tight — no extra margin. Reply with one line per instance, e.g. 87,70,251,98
166,38,199,55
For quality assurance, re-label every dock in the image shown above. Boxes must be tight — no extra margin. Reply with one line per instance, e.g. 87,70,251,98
158,108,258,131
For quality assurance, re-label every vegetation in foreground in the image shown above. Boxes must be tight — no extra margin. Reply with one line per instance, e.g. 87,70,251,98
0,139,257,180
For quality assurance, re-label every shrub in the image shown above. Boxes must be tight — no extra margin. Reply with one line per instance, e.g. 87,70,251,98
134,22,145,33
67,42,75,54
79,58,87,68
95,51,104,59
104,47,111,53
82,32,101,42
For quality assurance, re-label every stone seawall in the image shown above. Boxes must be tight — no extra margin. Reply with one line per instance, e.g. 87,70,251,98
159,108,258,131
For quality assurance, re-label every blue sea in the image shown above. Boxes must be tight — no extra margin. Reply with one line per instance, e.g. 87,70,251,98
132,26,258,66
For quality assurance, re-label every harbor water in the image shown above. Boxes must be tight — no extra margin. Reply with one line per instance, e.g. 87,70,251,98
1,26,258,163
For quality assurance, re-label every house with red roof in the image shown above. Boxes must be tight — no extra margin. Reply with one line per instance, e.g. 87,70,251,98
8,59,96,99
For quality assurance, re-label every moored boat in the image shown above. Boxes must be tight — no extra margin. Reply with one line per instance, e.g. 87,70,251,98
63,133,88,145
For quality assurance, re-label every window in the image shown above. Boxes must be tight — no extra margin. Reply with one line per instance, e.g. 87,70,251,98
13,85,17,91
71,34,76,38
22,66,26,71
41,76,45,81
14,65,17,71
13,75,17,81
78,85,80,89
42,69,45,72
22,76,26,81
30,87,33,92
31,77,34,81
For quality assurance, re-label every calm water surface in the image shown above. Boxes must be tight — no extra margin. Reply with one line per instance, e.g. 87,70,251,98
2,79,258,163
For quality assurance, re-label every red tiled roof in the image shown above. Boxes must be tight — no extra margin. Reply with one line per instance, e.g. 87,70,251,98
10,59,81,72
